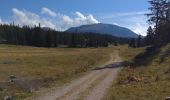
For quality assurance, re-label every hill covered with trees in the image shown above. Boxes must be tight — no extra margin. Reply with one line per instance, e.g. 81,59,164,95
0,23,130,48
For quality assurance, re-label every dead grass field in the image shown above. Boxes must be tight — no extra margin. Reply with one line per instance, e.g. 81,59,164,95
0,44,116,99
105,45,170,100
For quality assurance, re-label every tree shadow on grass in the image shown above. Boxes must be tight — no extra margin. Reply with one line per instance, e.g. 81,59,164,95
124,45,162,68
93,46,162,70
94,43,169,70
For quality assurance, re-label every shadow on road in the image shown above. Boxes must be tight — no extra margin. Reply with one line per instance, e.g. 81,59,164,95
94,61,123,70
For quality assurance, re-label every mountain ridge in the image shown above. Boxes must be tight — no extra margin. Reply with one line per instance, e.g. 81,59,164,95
66,23,138,38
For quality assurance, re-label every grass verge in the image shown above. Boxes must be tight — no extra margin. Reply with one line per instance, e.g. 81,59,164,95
105,44,170,100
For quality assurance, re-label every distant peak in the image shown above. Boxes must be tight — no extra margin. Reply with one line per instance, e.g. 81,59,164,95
66,23,138,38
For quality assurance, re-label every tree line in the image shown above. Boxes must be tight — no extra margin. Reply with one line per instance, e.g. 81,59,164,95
0,23,130,48
128,0,170,48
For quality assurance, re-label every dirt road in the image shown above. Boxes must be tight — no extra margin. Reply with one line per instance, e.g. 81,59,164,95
28,50,122,100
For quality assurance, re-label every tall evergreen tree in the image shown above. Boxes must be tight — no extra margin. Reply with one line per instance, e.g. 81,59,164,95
146,26,154,45
137,35,142,47
146,0,168,34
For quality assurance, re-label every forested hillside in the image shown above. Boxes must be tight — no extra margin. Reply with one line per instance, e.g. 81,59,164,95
0,24,130,48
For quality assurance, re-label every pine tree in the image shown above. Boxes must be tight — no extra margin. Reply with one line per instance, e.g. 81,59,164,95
137,35,142,47
146,26,154,45
146,0,167,34
129,38,136,48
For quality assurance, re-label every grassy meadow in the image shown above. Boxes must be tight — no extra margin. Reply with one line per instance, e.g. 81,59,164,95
0,44,116,99
105,44,170,100
2,44,170,100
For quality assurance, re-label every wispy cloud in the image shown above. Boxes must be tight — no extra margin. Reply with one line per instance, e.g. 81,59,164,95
41,7,57,17
99,11,149,36
100,11,148,19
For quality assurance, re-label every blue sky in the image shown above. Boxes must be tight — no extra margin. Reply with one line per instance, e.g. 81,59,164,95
0,0,150,35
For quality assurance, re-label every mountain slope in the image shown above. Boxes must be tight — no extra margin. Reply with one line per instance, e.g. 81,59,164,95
66,23,138,38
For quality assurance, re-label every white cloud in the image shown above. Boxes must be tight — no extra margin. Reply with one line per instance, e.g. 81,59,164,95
8,8,99,31
12,8,27,19
12,8,56,29
0,17,9,25
75,12,86,19
86,14,99,23
63,12,99,26
62,15,73,25
59,11,99,30
131,23,148,36
1,8,148,36
127,16,148,36
41,7,57,17
0,18,3,24
113,23,119,26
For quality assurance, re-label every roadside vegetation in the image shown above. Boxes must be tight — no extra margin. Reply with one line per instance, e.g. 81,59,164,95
0,44,115,99
105,44,170,100
105,0,170,99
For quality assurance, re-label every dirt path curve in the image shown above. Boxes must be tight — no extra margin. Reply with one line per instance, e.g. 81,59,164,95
27,50,122,100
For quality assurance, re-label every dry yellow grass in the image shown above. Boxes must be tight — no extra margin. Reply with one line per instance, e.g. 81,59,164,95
105,45,170,100
0,44,117,99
